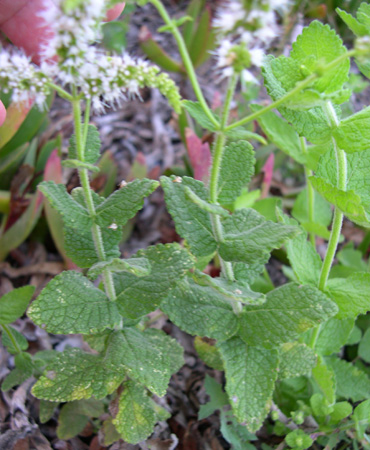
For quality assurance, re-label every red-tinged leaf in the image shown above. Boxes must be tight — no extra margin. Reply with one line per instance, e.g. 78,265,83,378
43,150,77,269
185,128,211,183
91,150,117,197
0,100,32,148
261,153,274,198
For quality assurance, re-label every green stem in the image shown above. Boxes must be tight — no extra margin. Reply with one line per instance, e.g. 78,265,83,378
149,0,219,129
2,324,21,354
47,82,73,101
225,50,355,132
309,101,346,349
300,137,315,247
71,96,116,301
83,98,91,147
208,74,241,312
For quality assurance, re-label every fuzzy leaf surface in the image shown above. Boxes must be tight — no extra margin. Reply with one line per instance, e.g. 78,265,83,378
326,273,370,319
310,176,370,228
327,357,370,402
313,356,336,404
0,286,35,324
182,100,219,131
315,318,355,356
218,337,279,432
286,230,322,286
38,181,91,229
239,283,338,348
1,326,28,354
64,188,121,267
113,380,157,444
28,271,120,334
290,21,349,94
106,328,183,397
217,140,255,205
88,257,151,280
334,106,370,153
95,179,159,227
219,208,298,264
191,270,265,304
68,124,101,164
253,106,305,164
32,347,124,402
279,343,317,379
160,176,216,257
161,277,239,341
115,243,194,318
262,55,333,144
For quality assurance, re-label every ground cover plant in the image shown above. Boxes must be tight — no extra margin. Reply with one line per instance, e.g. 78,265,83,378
1,0,370,448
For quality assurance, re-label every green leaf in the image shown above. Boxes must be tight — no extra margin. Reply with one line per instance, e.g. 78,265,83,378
57,399,104,439
160,176,216,258
310,176,370,228
1,326,28,354
327,356,370,402
285,429,313,450
329,401,352,424
292,187,332,228
88,257,151,280
62,159,100,173
198,375,228,420
326,273,370,318
352,399,370,440
32,347,124,402
217,140,255,205
106,328,183,397
115,243,194,319
68,124,101,165
218,337,279,432
312,356,336,405
184,185,229,217
161,277,239,341
63,187,121,267
219,208,298,265
95,179,159,227
28,271,120,334
317,148,370,209
102,418,122,446
336,8,368,37
220,410,258,450
359,328,370,363
286,230,322,286
334,106,370,153
252,106,305,164
38,181,91,230
191,269,265,305
39,400,58,424
290,21,349,94
239,283,338,348
194,337,224,371
0,286,35,324
315,318,355,356
2,366,32,391
113,380,157,444
182,100,219,131
262,55,334,144
279,343,317,379
347,325,362,345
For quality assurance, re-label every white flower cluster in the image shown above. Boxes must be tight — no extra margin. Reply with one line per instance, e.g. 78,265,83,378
0,0,181,113
213,0,291,82
0,50,52,109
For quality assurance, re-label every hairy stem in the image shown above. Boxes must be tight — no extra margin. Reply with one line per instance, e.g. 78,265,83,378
300,137,315,247
208,75,241,312
2,324,22,354
309,102,347,349
225,50,355,132
149,0,219,129
71,96,116,301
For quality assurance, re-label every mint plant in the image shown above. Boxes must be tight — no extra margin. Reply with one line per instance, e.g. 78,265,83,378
1,0,370,446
